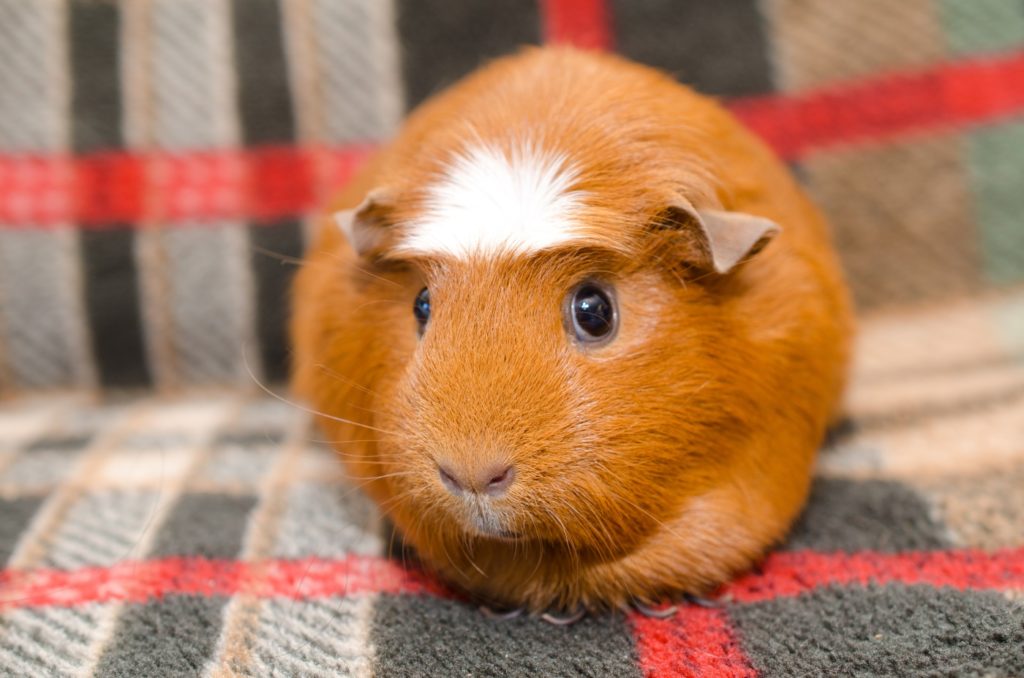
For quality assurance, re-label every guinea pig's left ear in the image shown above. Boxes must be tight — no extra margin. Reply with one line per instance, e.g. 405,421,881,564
668,200,781,274
333,188,392,256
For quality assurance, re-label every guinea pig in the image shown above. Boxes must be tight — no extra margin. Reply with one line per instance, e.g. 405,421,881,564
291,46,853,614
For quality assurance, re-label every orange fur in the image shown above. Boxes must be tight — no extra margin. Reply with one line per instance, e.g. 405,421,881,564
291,47,854,612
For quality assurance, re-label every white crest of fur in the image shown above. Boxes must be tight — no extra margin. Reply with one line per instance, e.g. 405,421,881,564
397,143,585,257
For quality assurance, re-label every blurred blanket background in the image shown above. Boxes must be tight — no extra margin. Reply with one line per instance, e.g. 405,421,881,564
0,1,1022,675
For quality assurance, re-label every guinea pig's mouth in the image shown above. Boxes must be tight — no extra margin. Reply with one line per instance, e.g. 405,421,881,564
458,502,522,542
471,526,522,542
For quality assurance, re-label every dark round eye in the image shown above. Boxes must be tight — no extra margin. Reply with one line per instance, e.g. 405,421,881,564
413,287,431,332
568,282,616,343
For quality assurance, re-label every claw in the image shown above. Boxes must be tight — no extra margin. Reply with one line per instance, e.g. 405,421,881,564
540,607,586,626
633,602,678,619
480,605,525,620
684,593,720,608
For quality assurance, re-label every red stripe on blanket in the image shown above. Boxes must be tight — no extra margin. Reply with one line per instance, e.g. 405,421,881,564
0,144,374,227
0,555,448,610
1,50,1024,227
720,548,1024,603
731,49,1024,160
0,547,1021,612
539,0,613,51
631,606,757,677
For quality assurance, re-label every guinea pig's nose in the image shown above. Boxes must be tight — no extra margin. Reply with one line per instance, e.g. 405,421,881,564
438,462,515,497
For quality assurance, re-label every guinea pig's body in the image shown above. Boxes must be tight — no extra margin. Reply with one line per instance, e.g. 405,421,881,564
291,47,853,612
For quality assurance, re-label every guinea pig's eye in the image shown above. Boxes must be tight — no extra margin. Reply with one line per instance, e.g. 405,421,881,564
566,281,617,344
413,287,431,333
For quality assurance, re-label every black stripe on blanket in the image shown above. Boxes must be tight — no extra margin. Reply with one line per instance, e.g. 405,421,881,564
231,0,304,383
370,594,642,676
93,596,230,676
730,585,1024,676
608,0,776,96
783,477,951,552
149,493,258,560
0,497,45,566
395,0,542,110
71,1,150,388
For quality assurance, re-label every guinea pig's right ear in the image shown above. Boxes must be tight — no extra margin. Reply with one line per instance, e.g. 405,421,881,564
661,200,781,274
334,188,393,256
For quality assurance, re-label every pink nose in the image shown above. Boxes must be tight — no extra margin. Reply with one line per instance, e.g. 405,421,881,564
438,462,515,497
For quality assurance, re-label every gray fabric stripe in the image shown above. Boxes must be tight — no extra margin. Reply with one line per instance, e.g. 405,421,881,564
0,0,66,152
245,597,375,677
0,628,76,677
0,0,90,392
148,0,238,149
1,440,93,491
132,0,253,389
13,605,93,647
309,0,403,141
40,490,160,569
272,482,383,559
1,608,86,671
0,605,104,678
162,224,252,385
0,231,89,389
195,429,279,490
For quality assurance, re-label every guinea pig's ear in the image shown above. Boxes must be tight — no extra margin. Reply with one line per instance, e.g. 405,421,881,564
663,200,781,274
333,188,393,256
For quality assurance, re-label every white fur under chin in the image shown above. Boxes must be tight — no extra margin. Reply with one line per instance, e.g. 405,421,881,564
396,143,585,258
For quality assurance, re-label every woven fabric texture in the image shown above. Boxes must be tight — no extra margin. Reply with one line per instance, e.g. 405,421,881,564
1,290,1023,675
1,1,1023,675
0,0,1023,393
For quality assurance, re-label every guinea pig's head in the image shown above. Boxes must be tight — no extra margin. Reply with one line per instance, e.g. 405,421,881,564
304,141,781,570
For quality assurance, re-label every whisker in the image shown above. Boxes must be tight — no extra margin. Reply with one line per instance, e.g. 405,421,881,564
243,347,398,436
250,244,305,266
306,437,382,445
343,471,419,482
250,245,401,295
314,363,381,397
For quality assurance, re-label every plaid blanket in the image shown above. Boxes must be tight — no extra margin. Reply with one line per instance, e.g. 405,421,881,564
2,291,1023,676
2,0,1024,675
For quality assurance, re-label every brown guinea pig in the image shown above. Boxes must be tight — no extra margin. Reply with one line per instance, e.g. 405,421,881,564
291,47,853,613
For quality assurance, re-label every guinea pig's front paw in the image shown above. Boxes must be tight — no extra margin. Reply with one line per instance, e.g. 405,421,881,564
629,594,719,618
683,592,721,609
479,604,525,620
631,601,678,619
479,603,587,625
539,606,586,626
